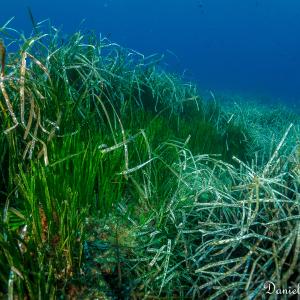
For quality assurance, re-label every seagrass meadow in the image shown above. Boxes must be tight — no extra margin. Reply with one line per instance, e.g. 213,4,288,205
0,19,300,300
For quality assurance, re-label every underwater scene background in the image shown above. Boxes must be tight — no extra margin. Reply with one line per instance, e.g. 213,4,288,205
3,0,300,106
1,1,300,299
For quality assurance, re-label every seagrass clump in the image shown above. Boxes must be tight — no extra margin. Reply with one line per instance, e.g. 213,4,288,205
0,19,299,299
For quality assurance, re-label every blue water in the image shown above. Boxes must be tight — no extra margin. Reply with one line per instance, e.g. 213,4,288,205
2,0,300,106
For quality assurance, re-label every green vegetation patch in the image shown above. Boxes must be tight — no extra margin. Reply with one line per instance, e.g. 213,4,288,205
0,19,299,299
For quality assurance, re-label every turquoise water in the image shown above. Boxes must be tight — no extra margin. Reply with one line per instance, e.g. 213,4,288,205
2,0,300,105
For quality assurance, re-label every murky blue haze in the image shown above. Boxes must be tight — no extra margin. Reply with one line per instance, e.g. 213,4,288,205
2,0,300,106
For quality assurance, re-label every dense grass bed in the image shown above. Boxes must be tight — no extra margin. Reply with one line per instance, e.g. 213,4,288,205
0,20,299,299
